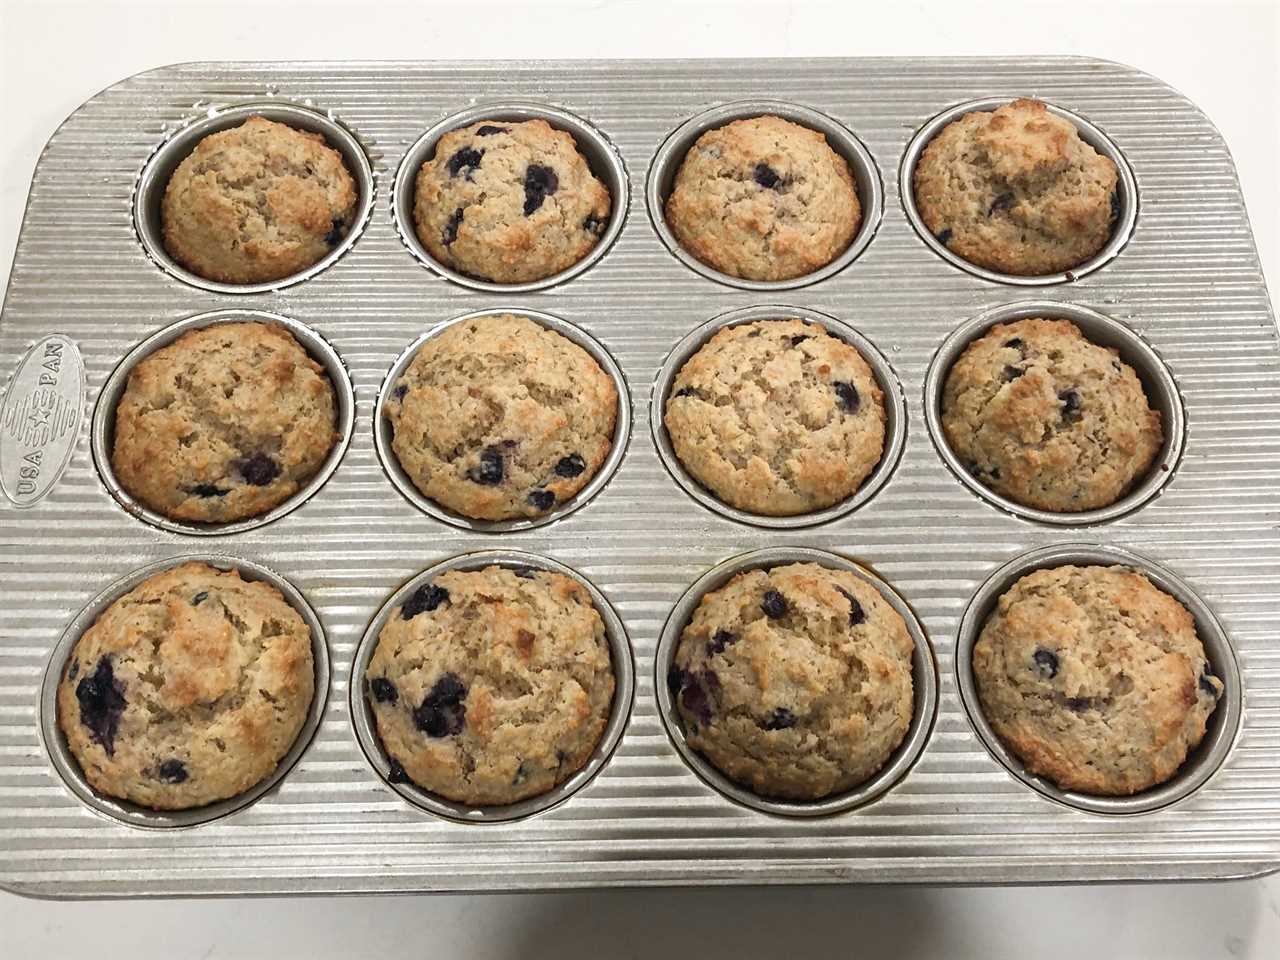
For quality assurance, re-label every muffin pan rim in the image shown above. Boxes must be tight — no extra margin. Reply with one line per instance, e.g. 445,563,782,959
90,308,357,537
346,548,636,824
644,98,885,291
131,98,377,295
952,542,1243,816
37,553,332,830
921,299,1187,525
372,306,633,533
653,546,939,818
649,303,908,529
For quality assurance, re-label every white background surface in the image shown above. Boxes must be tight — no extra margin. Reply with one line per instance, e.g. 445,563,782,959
1,1,1277,957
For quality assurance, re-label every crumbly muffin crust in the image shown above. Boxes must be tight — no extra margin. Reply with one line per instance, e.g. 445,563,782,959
366,566,615,806
57,562,315,810
671,562,914,801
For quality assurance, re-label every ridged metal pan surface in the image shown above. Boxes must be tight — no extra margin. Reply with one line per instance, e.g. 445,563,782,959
0,57,1277,898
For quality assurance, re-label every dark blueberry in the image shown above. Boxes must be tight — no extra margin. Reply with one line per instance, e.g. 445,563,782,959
554,453,585,478
761,589,788,619
387,758,412,784
369,677,399,704
1065,696,1090,712
753,162,782,189
1004,337,1024,350
666,664,688,697
987,191,1016,216
1003,364,1025,381
706,629,736,656
989,466,1001,480
936,228,953,245
237,453,280,487
1033,649,1059,680
836,587,865,626
413,673,468,737
442,206,464,246
528,489,556,511
476,125,508,137
513,566,538,580
447,146,484,178
401,583,450,620
583,213,606,235
467,446,505,485
513,761,531,785
323,217,346,247
67,660,79,680
762,707,796,730
834,381,860,414
75,657,126,756
157,759,188,784
523,164,559,215
1110,190,1121,221
1058,389,1083,422
392,384,408,401
191,591,209,607
790,335,812,347
1199,669,1219,697
679,674,714,726
672,386,699,399
190,483,227,498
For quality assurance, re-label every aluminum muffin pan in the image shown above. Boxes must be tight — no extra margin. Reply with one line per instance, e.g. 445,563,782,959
37,554,331,830
954,543,1243,816
91,309,356,537
373,307,631,533
654,547,938,817
348,549,635,823
133,100,376,295
1,58,1278,897
899,95,1139,286
646,99,884,291
650,304,906,528
923,299,1185,525
391,102,629,293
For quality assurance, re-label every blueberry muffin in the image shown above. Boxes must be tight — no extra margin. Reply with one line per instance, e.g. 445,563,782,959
413,119,611,283
913,98,1119,275
56,562,315,810
365,566,615,806
384,313,617,521
671,562,914,801
111,322,340,525
664,319,885,515
941,318,1162,512
973,564,1223,795
664,115,861,281
162,116,358,284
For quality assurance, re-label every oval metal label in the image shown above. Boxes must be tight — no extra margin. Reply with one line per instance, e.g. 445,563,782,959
0,335,85,507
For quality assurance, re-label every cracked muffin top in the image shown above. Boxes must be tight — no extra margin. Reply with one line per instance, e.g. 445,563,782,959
941,317,1162,513
111,321,340,525
973,564,1223,796
56,562,315,810
663,318,885,516
913,98,1119,276
664,114,861,281
413,118,612,284
161,116,358,284
365,565,615,806
670,562,915,801
383,313,618,522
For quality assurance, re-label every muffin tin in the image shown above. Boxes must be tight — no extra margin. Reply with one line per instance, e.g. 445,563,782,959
0,58,1277,897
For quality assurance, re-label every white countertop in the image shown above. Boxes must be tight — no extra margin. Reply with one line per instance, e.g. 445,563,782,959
1,1,1276,957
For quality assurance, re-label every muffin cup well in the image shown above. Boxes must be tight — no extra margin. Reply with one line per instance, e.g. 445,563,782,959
391,102,629,292
91,309,356,536
646,100,884,291
374,307,631,533
655,547,938,817
39,554,331,829
651,304,906,528
899,96,1138,285
923,300,1185,525
955,543,1242,816
349,550,635,823
133,100,375,294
